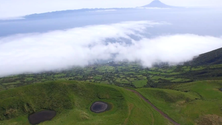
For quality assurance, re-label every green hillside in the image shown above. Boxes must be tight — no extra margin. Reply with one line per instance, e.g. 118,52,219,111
1,48,222,125
0,81,171,125
187,47,222,66
138,80,222,125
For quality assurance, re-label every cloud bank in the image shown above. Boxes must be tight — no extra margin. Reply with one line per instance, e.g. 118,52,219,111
0,21,222,77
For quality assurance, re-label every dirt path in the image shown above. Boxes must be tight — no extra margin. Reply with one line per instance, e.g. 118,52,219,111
126,89,180,125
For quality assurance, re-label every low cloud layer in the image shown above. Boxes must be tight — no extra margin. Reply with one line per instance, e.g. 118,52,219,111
0,21,222,77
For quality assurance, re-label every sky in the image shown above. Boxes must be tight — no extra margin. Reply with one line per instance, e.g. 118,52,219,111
0,21,222,77
0,0,222,19
0,0,222,77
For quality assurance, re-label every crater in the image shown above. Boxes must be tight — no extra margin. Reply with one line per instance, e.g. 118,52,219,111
90,101,110,113
28,110,56,124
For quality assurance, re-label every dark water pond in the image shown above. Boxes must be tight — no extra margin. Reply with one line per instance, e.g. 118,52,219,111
219,88,222,92
28,110,56,124
90,102,110,113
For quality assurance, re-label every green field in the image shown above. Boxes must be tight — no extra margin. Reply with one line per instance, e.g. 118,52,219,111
138,80,222,125
1,48,222,125
2,62,222,90
2,80,221,125
0,81,171,125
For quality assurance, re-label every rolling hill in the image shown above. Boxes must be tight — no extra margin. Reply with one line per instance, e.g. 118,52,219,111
1,47,222,125
0,81,171,125
138,80,222,125
188,47,222,66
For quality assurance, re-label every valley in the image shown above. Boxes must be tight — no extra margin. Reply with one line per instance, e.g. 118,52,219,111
0,48,222,125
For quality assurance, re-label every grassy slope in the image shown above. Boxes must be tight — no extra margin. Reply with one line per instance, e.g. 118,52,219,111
188,47,222,66
137,80,222,125
0,81,170,125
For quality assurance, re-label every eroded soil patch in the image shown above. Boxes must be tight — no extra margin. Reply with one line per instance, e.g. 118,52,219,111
197,114,222,125
28,110,56,124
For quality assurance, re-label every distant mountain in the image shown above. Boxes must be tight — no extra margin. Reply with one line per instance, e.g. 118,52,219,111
23,8,132,20
187,47,222,66
11,1,183,20
143,0,174,8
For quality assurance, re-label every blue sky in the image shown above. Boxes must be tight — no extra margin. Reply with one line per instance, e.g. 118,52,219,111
0,0,222,18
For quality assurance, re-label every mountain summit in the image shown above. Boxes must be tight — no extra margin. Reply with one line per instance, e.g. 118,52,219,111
143,0,172,8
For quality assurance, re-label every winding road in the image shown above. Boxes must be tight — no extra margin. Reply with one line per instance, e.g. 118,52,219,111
126,89,180,125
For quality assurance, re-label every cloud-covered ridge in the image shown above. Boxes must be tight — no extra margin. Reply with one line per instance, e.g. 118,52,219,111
0,21,222,77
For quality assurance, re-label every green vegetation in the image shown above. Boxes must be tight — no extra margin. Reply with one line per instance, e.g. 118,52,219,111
138,80,222,125
0,81,170,125
1,48,222,124
132,80,147,87
2,62,222,90
0,81,73,120
188,47,222,66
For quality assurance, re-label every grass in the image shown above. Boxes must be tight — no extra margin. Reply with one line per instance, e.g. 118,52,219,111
132,80,147,88
0,62,193,89
119,87,172,125
0,80,170,125
1,61,222,124
96,66,115,72
137,80,222,125
3,62,222,89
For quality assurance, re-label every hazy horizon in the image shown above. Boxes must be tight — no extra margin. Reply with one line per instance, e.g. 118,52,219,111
1,0,222,19
0,1,222,77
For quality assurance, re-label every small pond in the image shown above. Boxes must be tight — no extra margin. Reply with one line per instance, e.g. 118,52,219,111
28,110,56,124
90,101,110,113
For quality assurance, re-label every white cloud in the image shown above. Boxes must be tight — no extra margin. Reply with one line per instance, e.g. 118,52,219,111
114,35,222,66
0,21,222,77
